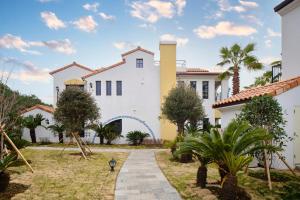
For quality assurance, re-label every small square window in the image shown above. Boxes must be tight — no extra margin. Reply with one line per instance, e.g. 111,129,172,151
136,59,143,68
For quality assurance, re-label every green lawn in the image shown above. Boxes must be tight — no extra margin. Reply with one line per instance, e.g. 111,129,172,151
30,143,164,149
156,151,300,200
1,149,128,200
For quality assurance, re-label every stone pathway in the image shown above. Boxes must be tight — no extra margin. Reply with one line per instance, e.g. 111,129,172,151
115,150,182,200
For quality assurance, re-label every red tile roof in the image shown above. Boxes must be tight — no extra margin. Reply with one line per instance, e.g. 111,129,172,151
213,76,300,108
82,59,126,79
21,104,54,114
121,46,154,57
49,62,94,75
186,68,209,72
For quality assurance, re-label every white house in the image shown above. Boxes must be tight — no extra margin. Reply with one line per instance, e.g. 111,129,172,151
213,0,300,169
21,42,229,144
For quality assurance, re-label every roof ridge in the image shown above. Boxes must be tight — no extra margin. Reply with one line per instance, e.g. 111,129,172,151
121,46,154,57
49,61,94,75
21,104,54,114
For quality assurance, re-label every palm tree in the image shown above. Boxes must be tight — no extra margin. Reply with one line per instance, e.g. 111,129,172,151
218,43,263,95
103,124,122,145
196,120,275,200
86,123,106,144
47,123,65,143
176,136,211,188
22,114,44,143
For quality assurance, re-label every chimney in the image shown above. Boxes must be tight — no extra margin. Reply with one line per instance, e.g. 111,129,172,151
159,41,177,141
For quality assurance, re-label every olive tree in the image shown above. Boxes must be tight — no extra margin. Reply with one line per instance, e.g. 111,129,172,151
161,84,205,136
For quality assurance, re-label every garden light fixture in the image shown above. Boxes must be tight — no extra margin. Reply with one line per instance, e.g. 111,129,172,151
109,158,116,172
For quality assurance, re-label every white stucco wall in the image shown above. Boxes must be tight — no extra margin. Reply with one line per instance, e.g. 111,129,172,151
52,65,92,107
176,75,229,125
280,2,300,80
85,50,160,142
217,104,243,128
21,109,57,143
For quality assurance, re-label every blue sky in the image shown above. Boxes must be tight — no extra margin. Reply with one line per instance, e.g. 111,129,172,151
0,0,282,104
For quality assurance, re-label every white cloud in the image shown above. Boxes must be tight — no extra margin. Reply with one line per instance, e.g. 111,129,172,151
130,0,186,23
239,0,258,8
175,0,186,15
138,23,156,31
193,21,257,39
99,12,115,20
73,16,98,32
265,39,272,48
267,28,281,37
83,3,99,12
0,57,50,83
43,39,76,54
0,34,76,55
260,56,280,65
241,15,263,26
113,42,139,50
160,34,189,47
40,11,66,30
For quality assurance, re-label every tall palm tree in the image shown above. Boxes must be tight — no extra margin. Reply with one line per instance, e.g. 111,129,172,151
47,123,65,143
22,114,44,143
194,120,275,200
218,43,263,95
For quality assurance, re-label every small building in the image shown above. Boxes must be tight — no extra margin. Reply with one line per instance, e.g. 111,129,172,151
213,0,300,169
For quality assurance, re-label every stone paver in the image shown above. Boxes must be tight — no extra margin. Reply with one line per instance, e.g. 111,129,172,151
115,150,182,200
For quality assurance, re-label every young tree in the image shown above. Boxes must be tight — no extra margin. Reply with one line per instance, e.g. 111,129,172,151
218,43,263,95
47,124,65,143
161,84,205,136
21,114,44,143
54,87,99,156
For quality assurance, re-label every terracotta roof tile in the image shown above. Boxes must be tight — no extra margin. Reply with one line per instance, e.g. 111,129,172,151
21,104,54,114
213,76,300,108
186,68,209,72
82,59,126,79
121,46,154,57
49,62,94,75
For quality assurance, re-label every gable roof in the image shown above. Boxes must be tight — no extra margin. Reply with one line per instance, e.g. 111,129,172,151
21,104,54,114
49,62,94,75
121,46,154,57
213,76,300,108
82,59,126,79
274,0,295,12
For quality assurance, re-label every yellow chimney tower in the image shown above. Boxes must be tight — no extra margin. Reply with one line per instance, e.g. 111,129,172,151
159,41,177,141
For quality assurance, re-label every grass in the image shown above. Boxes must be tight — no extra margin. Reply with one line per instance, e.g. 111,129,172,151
1,149,128,200
30,143,165,149
155,151,300,200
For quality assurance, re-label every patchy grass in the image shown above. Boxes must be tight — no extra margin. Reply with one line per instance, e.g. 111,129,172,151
30,143,164,149
156,151,300,200
1,149,128,200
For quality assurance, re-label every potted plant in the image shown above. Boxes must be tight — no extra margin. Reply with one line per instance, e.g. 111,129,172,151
0,153,17,192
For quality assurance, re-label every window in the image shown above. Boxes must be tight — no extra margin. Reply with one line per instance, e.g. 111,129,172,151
202,81,209,99
96,81,101,96
190,81,197,90
136,58,143,68
106,81,111,96
203,118,210,132
116,81,122,96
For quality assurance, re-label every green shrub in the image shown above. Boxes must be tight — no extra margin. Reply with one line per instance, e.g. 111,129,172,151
126,131,150,145
248,170,300,182
281,181,300,200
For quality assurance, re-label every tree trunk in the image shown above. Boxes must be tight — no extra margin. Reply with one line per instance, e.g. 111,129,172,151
30,129,36,143
222,174,238,200
58,132,63,144
232,65,240,95
177,122,185,136
99,135,104,144
219,163,229,183
197,165,207,188
106,140,111,145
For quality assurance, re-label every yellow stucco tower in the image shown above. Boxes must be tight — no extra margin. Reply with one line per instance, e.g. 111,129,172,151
159,41,177,141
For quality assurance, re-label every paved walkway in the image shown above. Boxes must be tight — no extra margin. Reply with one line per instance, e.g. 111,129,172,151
115,150,182,200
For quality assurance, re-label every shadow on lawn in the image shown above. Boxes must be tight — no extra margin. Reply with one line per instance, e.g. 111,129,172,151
0,183,30,200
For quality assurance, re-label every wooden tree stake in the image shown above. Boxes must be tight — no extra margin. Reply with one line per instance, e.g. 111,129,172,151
72,132,87,159
275,151,296,176
264,148,272,190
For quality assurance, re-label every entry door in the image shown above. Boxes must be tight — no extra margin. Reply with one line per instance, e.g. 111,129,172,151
294,106,300,165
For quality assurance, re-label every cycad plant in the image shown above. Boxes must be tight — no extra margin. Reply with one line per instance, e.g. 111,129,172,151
0,153,17,192
22,114,45,143
86,123,106,144
218,43,263,95
102,124,122,145
126,131,150,145
48,123,65,143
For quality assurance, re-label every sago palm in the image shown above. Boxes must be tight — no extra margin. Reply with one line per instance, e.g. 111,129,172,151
22,114,45,143
86,123,106,144
176,136,211,188
197,120,275,200
48,124,65,143
218,43,263,95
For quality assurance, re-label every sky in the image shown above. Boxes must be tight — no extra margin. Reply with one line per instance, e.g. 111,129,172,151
0,0,283,104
